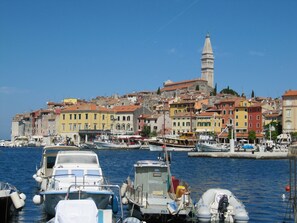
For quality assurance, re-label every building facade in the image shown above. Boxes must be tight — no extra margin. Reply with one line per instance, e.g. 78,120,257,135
282,90,297,133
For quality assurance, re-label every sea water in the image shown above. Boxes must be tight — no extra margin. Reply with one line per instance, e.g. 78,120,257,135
0,147,294,223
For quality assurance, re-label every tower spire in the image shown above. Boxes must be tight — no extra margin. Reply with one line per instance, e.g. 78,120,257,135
201,33,214,88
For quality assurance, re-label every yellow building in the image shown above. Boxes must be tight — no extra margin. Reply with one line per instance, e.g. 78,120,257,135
234,99,251,135
169,99,195,118
58,103,111,143
195,111,222,134
171,112,194,135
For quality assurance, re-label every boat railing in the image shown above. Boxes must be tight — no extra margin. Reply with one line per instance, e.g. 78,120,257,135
51,173,104,189
66,184,124,222
126,184,148,207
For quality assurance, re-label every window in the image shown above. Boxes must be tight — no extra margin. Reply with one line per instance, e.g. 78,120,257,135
123,116,126,121
244,115,247,119
94,124,97,130
85,114,88,119
69,124,72,131
127,116,130,121
236,115,238,119
286,109,291,118
78,114,81,120
257,115,260,120
63,114,65,120
257,123,260,128
102,115,105,120
236,122,238,126
85,123,88,129
173,122,176,127
73,124,76,130
94,114,97,120
74,114,77,120
245,122,247,126
70,114,72,120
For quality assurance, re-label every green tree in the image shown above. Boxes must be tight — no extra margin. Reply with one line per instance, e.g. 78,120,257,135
220,86,239,96
251,90,255,98
140,125,151,137
248,130,256,142
264,121,282,141
157,87,161,95
196,85,200,91
213,83,217,96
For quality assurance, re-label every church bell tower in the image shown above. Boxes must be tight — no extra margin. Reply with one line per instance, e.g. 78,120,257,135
201,33,214,88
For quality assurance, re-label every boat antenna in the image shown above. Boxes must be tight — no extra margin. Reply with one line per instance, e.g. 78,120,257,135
162,100,174,193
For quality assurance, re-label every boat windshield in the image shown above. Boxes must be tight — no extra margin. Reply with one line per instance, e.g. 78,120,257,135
56,155,98,165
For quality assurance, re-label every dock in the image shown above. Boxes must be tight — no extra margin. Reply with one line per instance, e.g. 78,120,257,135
188,151,289,159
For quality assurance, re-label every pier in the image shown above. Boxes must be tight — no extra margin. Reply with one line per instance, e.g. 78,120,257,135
188,151,288,159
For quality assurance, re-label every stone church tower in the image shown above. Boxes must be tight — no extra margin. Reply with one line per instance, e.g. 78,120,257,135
201,33,214,88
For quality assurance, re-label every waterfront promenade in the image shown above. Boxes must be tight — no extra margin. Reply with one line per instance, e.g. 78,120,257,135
188,151,288,159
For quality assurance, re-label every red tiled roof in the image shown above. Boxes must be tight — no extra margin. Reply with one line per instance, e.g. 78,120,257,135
111,105,141,113
283,90,297,97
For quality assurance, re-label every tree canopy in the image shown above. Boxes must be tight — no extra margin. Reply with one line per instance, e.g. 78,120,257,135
220,86,239,96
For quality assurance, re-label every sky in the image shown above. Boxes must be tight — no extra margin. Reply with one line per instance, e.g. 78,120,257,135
1,0,297,139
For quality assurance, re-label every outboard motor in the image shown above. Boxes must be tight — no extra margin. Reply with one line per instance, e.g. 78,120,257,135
218,194,229,221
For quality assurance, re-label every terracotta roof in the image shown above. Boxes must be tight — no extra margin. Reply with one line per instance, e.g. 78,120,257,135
111,105,141,113
283,90,297,97
62,103,97,112
195,99,209,110
161,83,194,92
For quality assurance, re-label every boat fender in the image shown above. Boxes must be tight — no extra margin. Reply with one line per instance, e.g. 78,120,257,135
122,196,128,205
35,176,43,183
123,217,142,223
32,174,37,179
19,193,26,201
33,194,43,205
120,182,128,197
10,192,25,209
111,195,119,214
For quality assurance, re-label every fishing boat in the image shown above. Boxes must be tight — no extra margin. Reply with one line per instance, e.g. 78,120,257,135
148,132,197,151
33,150,114,217
195,134,229,152
195,188,249,223
121,155,194,222
196,140,229,152
0,182,26,222
33,145,80,191
99,135,142,150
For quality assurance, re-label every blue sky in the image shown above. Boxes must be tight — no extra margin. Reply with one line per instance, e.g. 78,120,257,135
1,0,297,139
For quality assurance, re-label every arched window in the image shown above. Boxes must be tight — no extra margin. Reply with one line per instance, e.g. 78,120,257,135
116,124,121,130
127,124,131,130
121,124,125,130
123,116,126,121
127,116,130,121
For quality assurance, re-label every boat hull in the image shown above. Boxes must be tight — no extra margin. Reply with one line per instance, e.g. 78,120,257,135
0,195,14,222
41,190,112,216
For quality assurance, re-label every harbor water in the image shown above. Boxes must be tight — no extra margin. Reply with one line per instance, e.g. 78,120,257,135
0,147,294,223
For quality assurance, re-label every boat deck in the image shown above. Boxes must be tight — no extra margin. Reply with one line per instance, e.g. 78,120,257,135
188,151,288,159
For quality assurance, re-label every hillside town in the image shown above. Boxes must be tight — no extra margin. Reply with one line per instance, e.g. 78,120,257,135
3,34,297,148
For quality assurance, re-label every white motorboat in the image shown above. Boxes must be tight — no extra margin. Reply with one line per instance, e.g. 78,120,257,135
196,140,229,152
149,144,194,152
196,188,249,223
33,145,80,191
121,156,194,222
33,150,114,217
99,135,142,150
0,182,26,222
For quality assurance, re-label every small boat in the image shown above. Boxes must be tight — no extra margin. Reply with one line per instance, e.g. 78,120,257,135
33,150,114,217
100,135,142,150
148,133,197,151
47,184,141,223
121,154,194,222
33,145,80,191
0,182,26,222
149,144,194,152
196,188,249,223
196,140,229,152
